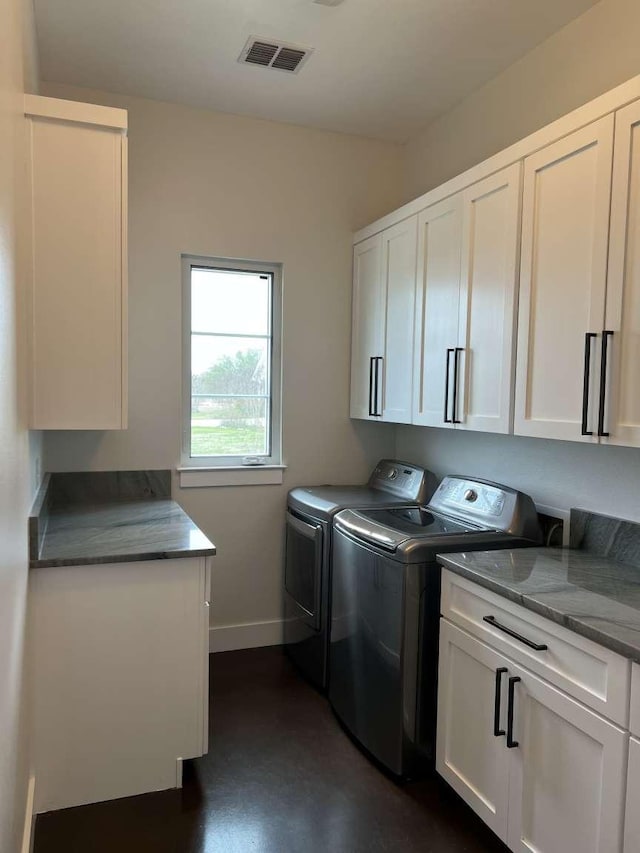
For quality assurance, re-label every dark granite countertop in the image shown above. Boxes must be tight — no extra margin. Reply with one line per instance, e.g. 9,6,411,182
438,547,640,663
30,470,216,568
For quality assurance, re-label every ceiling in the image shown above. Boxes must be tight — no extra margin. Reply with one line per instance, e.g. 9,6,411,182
34,0,600,142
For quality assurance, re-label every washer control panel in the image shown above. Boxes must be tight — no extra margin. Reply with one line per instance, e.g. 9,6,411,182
429,476,516,530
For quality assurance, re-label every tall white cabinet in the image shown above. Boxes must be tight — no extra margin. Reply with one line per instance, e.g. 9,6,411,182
412,195,463,427
514,118,614,442
25,95,128,430
604,100,640,447
410,164,521,433
349,219,416,423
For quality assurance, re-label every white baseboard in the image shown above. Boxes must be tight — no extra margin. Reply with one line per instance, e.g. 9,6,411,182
21,776,36,853
210,619,283,653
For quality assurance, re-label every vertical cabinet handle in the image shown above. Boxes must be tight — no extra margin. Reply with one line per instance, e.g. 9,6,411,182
452,347,464,424
582,332,596,436
494,667,508,737
368,357,375,416
598,331,614,437
374,357,383,417
444,349,454,423
506,676,521,748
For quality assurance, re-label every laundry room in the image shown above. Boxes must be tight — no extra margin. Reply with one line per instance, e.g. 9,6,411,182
2,1,640,851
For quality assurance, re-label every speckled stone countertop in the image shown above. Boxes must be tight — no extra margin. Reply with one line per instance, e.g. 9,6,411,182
29,470,216,568
438,545,640,663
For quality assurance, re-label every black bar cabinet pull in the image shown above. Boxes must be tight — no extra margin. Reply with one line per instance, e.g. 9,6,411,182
483,615,548,651
368,357,375,416
597,331,614,437
444,349,454,423
582,332,596,436
506,676,521,748
374,357,383,417
494,667,508,737
452,347,464,424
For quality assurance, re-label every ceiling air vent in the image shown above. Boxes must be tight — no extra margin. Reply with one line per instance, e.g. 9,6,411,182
239,37,313,74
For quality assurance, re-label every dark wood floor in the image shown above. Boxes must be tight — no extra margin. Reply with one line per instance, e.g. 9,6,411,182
34,646,507,853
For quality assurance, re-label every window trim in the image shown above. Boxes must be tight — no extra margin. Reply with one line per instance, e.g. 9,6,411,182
180,255,283,477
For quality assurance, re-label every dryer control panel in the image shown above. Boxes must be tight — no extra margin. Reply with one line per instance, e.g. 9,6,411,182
368,460,437,503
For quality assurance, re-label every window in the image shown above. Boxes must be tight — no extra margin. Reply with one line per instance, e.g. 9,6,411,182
181,256,283,483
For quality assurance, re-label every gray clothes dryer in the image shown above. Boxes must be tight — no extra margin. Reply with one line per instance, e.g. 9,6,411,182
328,475,542,777
284,460,438,691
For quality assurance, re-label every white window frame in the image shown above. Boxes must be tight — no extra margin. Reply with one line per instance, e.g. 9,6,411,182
178,255,284,487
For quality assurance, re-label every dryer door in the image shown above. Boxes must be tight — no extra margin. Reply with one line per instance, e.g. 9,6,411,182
284,511,323,631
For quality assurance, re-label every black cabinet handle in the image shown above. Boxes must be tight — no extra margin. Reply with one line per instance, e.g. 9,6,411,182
369,356,376,417
452,347,464,424
582,332,596,436
506,676,521,748
494,667,508,737
597,331,614,437
373,357,383,417
368,357,375,416
444,349,454,423
483,615,548,651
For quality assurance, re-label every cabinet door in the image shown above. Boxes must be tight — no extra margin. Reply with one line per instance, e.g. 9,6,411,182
380,217,417,424
28,104,127,429
514,117,614,442
457,164,521,434
603,100,640,447
624,737,640,853
507,662,627,853
436,620,511,841
350,234,384,419
412,195,463,427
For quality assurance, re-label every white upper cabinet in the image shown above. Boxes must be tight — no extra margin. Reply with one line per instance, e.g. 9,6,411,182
352,77,640,447
413,195,463,428
379,218,417,424
412,165,521,433
26,95,128,430
350,218,416,423
457,164,521,434
602,100,640,447
350,234,384,420
514,117,614,442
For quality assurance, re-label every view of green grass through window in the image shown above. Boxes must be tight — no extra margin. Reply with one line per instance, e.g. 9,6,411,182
190,266,272,458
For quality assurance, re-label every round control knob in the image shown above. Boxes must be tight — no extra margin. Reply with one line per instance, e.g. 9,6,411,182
464,489,478,502
387,468,398,480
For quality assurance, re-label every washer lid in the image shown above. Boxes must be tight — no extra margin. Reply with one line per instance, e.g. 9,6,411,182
334,506,488,552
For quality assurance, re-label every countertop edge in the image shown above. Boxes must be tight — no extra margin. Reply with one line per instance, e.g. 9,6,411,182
438,553,640,665
30,545,216,570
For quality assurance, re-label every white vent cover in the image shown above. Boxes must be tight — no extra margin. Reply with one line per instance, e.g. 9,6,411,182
239,37,313,74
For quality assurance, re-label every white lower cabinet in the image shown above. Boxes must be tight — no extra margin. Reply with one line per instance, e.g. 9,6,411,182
437,618,511,837
30,557,212,813
438,619,628,853
624,738,640,852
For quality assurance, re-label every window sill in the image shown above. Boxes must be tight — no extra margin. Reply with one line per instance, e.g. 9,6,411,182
176,465,286,488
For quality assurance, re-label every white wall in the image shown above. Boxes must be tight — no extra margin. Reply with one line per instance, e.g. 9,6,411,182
0,0,38,847
404,0,640,198
41,83,402,648
397,0,640,523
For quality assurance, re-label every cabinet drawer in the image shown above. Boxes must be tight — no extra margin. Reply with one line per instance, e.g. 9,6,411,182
441,569,630,726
